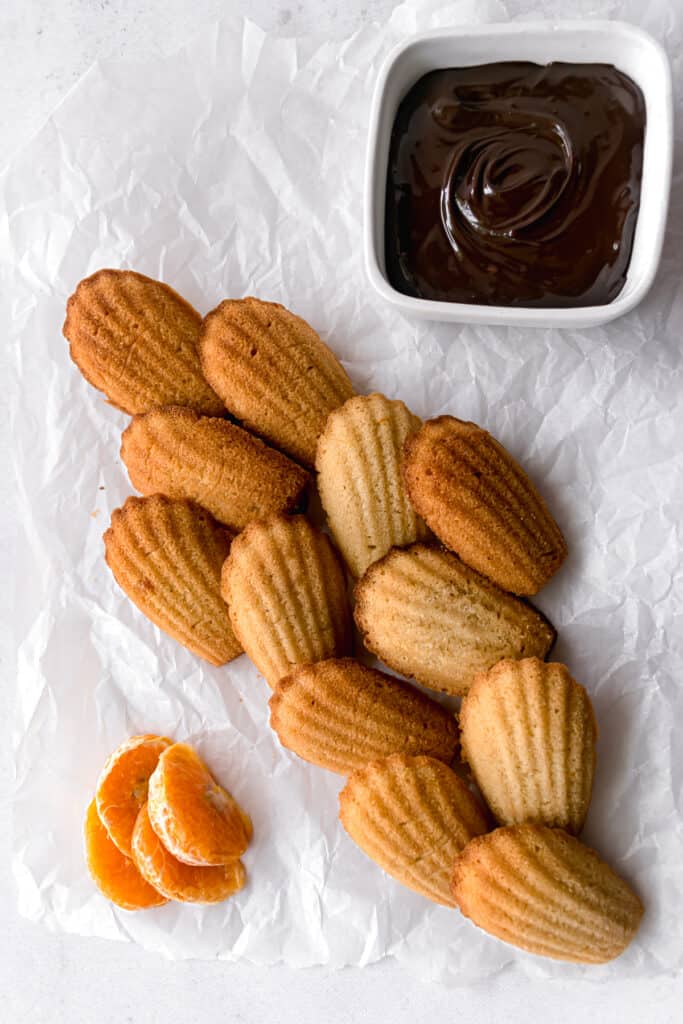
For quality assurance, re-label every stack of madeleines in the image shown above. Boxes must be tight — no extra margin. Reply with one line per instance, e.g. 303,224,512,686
66,269,643,964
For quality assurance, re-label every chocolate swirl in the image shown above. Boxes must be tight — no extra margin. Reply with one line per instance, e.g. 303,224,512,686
385,63,645,308
441,118,572,240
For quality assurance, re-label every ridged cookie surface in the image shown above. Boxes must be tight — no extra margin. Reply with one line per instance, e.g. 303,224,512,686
222,514,352,687
452,825,643,963
121,406,309,531
339,754,488,907
354,544,556,697
199,297,354,466
64,269,224,415
104,495,241,666
404,416,567,595
269,658,459,774
316,393,429,577
460,658,597,834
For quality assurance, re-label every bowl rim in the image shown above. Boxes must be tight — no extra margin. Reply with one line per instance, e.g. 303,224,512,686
364,19,674,328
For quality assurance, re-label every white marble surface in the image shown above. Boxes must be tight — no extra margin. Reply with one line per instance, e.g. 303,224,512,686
2,1,683,1020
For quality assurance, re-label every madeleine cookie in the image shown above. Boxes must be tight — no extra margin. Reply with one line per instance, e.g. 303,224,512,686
64,269,224,416
120,405,309,531
269,658,459,774
404,416,567,595
316,393,429,577
199,297,354,466
222,514,352,687
339,755,488,907
104,495,241,666
354,544,555,696
460,658,597,834
452,825,643,963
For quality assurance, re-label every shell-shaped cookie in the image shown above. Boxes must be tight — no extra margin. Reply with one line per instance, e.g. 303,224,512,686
269,658,459,774
121,406,309,531
199,297,354,466
222,514,352,687
63,269,224,416
459,658,597,834
339,754,489,907
354,544,556,697
452,825,643,964
104,495,242,666
316,393,429,577
403,416,567,595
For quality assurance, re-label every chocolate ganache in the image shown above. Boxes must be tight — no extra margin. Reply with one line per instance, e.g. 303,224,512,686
384,63,645,307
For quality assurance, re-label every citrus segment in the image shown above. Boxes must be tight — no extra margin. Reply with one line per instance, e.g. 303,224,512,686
84,799,167,911
96,734,172,856
132,804,246,903
148,743,252,866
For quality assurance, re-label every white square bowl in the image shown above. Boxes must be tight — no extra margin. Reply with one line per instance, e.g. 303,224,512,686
364,21,673,329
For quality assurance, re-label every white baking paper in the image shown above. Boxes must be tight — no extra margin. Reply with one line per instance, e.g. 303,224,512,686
4,0,683,985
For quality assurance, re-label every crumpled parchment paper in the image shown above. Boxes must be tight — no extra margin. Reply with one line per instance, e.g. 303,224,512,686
4,0,683,985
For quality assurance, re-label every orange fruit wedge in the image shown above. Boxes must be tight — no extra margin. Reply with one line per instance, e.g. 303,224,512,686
96,734,172,856
84,799,167,911
132,804,246,904
148,743,252,865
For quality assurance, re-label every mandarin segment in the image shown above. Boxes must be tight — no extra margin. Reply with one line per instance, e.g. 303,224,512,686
84,799,167,911
96,734,172,856
148,743,252,866
132,803,246,904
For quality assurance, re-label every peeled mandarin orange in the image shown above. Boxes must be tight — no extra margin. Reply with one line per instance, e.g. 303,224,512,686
148,743,252,866
96,734,172,856
84,799,167,911
132,803,246,903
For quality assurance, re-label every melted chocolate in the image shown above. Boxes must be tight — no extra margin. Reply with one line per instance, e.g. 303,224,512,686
385,63,645,307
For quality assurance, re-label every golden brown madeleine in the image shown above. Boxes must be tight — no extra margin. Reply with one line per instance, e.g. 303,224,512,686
403,416,567,595
199,297,354,466
452,825,643,964
459,658,597,834
222,514,352,687
104,495,241,666
63,269,224,416
339,754,489,907
316,393,429,577
354,544,555,697
120,406,309,531
269,658,459,774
